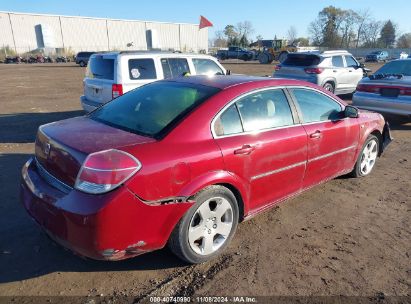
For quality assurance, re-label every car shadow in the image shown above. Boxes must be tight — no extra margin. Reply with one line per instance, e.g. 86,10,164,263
0,152,186,284
0,111,84,143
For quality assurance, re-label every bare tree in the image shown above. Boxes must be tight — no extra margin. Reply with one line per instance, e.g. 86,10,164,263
236,21,255,39
287,26,297,44
362,20,383,47
213,30,227,48
397,33,411,48
354,9,371,48
339,10,359,48
309,19,323,46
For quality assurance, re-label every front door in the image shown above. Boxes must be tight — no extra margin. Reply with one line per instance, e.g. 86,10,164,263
289,88,360,188
213,88,307,212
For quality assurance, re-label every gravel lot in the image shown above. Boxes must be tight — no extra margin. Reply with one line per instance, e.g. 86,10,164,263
0,62,409,300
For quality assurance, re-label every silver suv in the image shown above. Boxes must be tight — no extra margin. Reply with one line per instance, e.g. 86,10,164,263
81,51,227,112
273,50,364,95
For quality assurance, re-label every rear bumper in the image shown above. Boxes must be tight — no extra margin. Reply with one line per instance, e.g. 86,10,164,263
353,92,411,117
80,95,101,113
20,157,193,260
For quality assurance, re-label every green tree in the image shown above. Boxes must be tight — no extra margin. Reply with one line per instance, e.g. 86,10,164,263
379,20,396,48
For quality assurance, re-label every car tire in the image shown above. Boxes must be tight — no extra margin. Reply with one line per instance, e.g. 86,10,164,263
168,185,239,264
323,82,335,93
241,54,248,61
350,134,379,178
79,61,86,67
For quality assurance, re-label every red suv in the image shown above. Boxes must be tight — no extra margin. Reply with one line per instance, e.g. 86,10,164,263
21,76,391,263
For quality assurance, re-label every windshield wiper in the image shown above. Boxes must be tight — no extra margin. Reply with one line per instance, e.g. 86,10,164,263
369,73,404,80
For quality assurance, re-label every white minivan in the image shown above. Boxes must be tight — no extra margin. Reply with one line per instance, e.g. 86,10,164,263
80,51,227,112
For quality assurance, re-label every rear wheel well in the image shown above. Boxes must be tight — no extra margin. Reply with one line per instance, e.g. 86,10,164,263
217,183,245,222
370,130,383,156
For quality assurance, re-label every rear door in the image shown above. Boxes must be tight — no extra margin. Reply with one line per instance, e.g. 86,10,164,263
330,55,347,90
84,54,116,106
344,55,363,91
213,88,307,212
289,88,359,188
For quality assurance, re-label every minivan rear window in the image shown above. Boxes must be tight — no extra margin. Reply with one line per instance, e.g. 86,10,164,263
282,54,321,66
90,81,220,138
128,59,157,80
86,56,114,80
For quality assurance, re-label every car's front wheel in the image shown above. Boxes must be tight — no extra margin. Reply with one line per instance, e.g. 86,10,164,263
351,134,379,177
168,185,239,264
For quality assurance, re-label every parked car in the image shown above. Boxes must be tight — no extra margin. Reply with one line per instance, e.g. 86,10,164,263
4,56,22,64
273,50,364,95
353,59,411,119
80,51,227,112
21,76,392,264
75,51,95,67
217,46,254,61
365,51,389,62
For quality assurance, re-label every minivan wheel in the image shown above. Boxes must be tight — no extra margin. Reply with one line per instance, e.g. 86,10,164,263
168,185,239,264
79,61,86,67
350,135,379,177
323,82,335,93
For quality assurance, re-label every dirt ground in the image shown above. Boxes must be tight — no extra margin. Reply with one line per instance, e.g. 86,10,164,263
0,62,410,300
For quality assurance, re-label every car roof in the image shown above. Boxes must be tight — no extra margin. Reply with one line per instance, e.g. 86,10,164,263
97,50,215,58
163,75,316,90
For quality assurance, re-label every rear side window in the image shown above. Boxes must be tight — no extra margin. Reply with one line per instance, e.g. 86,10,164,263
332,56,344,68
236,89,294,132
292,89,342,123
345,56,358,67
161,58,190,79
86,56,114,80
282,54,321,66
128,59,157,80
193,59,224,75
214,104,243,136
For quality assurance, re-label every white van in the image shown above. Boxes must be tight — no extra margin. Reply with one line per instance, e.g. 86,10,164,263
80,51,227,112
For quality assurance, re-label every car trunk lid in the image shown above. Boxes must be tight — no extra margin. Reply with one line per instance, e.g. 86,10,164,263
35,116,155,188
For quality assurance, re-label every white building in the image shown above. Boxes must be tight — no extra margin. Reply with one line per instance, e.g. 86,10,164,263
0,11,208,54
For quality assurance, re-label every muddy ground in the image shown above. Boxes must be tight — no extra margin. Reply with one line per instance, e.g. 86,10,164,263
0,62,409,300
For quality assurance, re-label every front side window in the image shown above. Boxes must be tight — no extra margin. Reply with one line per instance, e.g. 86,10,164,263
332,56,344,68
192,59,224,76
91,82,220,138
128,59,157,80
291,89,343,123
161,58,190,79
345,56,358,68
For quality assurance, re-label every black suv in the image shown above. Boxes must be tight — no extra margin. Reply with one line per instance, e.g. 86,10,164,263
75,52,96,67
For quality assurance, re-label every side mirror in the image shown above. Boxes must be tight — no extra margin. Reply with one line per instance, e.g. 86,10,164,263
344,105,359,118
226,69,231,75
360,63,365,68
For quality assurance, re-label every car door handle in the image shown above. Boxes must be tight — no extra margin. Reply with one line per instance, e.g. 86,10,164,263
234,145,255,155
309,131,322,139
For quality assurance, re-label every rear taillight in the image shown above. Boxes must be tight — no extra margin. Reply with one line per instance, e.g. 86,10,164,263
304,68,324,74
274,65,281,71
399,88,411,96
75,149,141,194
356,84,380,94
112,84,123,99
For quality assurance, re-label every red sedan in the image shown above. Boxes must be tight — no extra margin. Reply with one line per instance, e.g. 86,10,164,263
21,76,392,263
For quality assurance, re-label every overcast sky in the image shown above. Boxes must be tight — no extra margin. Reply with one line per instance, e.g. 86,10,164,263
1,0,410,41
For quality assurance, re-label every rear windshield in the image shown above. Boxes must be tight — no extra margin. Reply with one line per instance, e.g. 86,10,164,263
282,54,321,66
86,56,114,80
128,58,157,80
375,60,411,76
90,81,220,138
